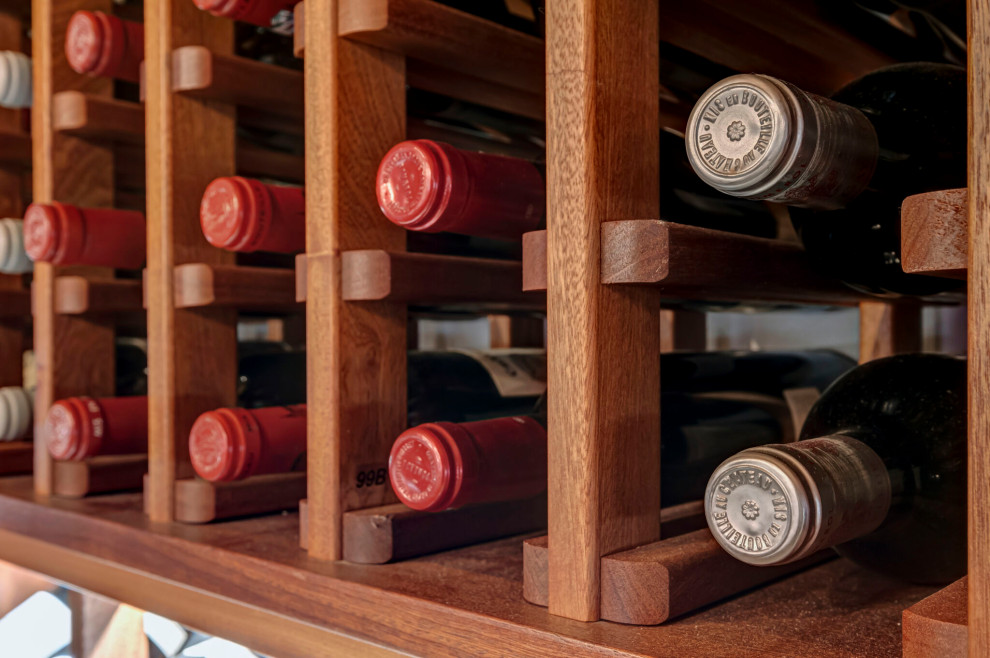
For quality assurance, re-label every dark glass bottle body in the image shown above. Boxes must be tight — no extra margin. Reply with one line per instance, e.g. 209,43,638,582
791,64,966,296
799,354,966,584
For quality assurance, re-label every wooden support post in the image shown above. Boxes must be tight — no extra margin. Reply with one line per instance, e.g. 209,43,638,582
969,0,990,654
32,0,117,494
660,309,706,353
488,315,544,348
546,0,660,621
144,0,237,521
858,301,923,363
305,0,407,559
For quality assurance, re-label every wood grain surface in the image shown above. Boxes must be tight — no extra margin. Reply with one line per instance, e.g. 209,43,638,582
902,189,967,279
32,0,118,494
0,480,937,657
54,276,144,315
52,456,148,498
0,441,33,476
172,263,300,311
53,93,145,145
144,0,238,521
304,0,406,560
970,1,990,653
173,473,307,524
546,0,661,621
858,300,923,363
903,577,967,657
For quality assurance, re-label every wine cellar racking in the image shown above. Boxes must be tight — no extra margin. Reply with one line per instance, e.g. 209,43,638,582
0,0,979,655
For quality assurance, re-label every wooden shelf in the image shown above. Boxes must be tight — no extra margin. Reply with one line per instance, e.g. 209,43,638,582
902,188,967,279
903,577,967,657
52,93,144,145
0,441,32,476
173,264,300,312
0,479,939,657
172,46,303,120
54,276,143,315
523,222,921,307
52,456,147,498
341,250,543,308
173,473,306,524
0,128,31,168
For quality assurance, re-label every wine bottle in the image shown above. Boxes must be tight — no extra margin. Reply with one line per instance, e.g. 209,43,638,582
0,51,31,109
23,202,146,269
685,64,966,296
44,346,306,461
0,386,32,441
188,348,547,481
0,218,32,274
200,176,304,253
376,140,545,240
390,349,855,512
704,353,965,585
65,11,144,83
192,0,297,28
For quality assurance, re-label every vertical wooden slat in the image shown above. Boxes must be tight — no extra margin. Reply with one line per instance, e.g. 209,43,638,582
858,300,922,363
144,0,237,521
969,1,990,654
489,315,545,348
546,0,660,621
32,0,116,494
659,309,706,353
305,0,407,559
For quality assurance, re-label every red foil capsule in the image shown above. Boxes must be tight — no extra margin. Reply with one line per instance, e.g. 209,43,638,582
65,11,145,83
199,176,305,253
376,140,545,240
191,0,297,27
23,202,146,268
44,396,148,461
388,415,547,512
189,404,307,482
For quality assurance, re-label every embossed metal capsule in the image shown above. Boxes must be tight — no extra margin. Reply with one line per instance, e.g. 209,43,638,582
685,74,878,210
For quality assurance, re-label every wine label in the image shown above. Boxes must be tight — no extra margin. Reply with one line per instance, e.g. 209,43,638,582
451,348,546,398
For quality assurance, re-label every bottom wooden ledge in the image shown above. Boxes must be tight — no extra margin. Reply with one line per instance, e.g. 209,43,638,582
54,276,144,315
53,455,147,498
341,495,547,564
173,472,307,524
523,501,831,624
0,478,944,656
173,263,300,312
902,577,967,657
0,441,32,476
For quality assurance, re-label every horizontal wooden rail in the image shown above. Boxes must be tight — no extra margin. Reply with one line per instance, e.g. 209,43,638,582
53,93,144,145
902,577,967,657
0,442,33,476
902,189,966,279
0,286,30,318
173,264,300,311
173,474,307,524
0,128,30,168
523,222,905,306
52,456,148,498
341,250,543,307
172,46,303,120
54,276,143,315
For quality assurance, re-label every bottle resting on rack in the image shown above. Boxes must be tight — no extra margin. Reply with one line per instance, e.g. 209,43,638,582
0,50,31,109
45,345,306,462
390,349,856,512
200,176,305,254
24,202,146,269
705,353,965,585
65,11,144,83
188,348,547,481
685,63,966,296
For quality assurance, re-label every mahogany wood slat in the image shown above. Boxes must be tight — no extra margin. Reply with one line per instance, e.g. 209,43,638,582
172,46,303,120
54,276,143,315
144,0,238,522
523,223,892,306
341,496,547,564
337,0,543,96
546,0,661,622
52,93,144,145
858,300,923,363
903,577,968,657
523,501,708,607
0,287,28,317
488,314,545,348
0,128,31,167
0,480,938,656
32,0,118,495
0,441,33,476
969,0,990,653
659,309,706,353
295,253,307,302
173,264,300,312
341,250,542,307
173,474,307,524
304,0,407,560
235,142,305,185
52,456,148,498
902,188,967,279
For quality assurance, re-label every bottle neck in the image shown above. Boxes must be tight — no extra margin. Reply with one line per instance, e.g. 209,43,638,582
686,74,879,209
706,434,891,565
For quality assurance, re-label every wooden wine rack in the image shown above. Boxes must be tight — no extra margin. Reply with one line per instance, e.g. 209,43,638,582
0,0,979,655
